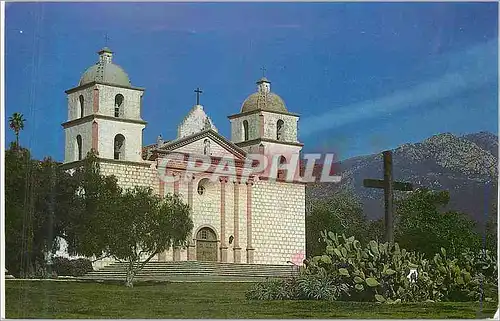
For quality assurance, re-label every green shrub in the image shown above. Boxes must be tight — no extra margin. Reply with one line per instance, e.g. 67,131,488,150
51,257,93,277
246,278,297,300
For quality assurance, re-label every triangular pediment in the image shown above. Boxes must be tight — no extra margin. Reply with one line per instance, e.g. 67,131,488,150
159,129,247,160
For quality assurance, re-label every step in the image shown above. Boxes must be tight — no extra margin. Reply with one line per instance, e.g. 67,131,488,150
83,261,299,282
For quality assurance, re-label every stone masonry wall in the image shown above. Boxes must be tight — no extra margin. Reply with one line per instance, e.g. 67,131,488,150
252,179,305,265
99,160,159,193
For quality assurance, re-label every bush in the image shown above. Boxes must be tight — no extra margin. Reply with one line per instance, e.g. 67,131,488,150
247,232,498,303
50,257,93,277
246,272,349,301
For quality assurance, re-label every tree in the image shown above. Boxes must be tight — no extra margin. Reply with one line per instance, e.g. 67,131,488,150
394,188,481,258
61,151,123,259
8,112,26,149
5,146,71,277
485,202,497,253
110,188,193,287
65,152,193,287
306,190,367,257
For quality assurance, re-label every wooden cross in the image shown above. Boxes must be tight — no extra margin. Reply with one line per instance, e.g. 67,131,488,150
363,150,413,243
195,87,203,105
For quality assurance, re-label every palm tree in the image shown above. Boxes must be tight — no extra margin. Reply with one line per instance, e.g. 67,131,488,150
8,112,26,149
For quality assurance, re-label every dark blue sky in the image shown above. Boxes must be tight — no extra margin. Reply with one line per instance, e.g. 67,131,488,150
5,2,498,161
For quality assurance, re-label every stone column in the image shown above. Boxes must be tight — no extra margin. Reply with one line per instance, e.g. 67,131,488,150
246,179,255,263
233,179,242,263
173,172,180,195
187,173,196,261
159,177,165,198
219,177,228,262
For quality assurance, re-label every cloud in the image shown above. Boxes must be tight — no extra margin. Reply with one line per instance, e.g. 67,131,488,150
300,39,497,137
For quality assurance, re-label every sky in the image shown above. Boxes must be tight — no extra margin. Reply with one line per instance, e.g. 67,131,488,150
4,2,498,162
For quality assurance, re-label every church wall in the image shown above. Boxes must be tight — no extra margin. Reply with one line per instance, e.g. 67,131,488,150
67,87,95,121
230,113,261,143
251,180,305,265
261,111,298,143
96,84,144,120
64,122,93,163
99,160,159,193
97,120,145,162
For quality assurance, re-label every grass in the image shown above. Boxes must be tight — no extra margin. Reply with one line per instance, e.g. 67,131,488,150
5,280,498,319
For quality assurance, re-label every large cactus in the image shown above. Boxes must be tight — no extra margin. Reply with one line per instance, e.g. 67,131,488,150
307,232,486,303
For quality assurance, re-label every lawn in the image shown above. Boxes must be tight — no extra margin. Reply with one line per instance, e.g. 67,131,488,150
5,280,498,319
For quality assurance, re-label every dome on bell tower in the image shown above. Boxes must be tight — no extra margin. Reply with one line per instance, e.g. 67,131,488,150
78,47,132,87
240,77,288,113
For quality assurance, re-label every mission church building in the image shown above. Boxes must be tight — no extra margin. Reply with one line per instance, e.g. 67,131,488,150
62,47,306,267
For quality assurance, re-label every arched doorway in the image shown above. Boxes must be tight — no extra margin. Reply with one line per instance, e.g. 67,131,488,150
196,227,218,262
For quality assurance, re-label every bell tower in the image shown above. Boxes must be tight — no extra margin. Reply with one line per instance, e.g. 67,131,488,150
228,76,303,160
62,47,146,163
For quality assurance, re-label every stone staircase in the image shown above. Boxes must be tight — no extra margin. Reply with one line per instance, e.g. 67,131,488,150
81,261,300,282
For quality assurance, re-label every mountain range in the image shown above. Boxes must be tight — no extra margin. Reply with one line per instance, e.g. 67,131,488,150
306,131,498,224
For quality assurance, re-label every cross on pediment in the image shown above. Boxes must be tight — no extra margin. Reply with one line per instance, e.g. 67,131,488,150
363,150,413,243
195,87,203,105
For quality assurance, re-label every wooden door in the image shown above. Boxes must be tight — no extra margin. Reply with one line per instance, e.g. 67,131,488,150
196,227,218,261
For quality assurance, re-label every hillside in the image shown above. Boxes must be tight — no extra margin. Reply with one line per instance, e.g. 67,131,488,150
306,131,498,223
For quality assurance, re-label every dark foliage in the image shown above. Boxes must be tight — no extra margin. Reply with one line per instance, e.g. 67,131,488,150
50,257,93,277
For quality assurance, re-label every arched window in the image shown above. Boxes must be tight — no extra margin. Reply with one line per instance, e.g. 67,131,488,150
276,119,284,141
197,227,216,241
79,95,84,118
243,120,249,141
114,94,124,117
197,178,210,195
114,134,125,160
76,135,82,161
279,155,287,165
